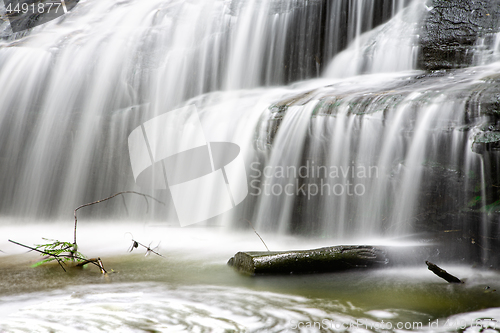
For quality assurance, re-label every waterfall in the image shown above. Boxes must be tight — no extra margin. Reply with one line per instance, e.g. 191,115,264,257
0,0,499,263
325,0,423,77
251,68,499,245
0,0,404,218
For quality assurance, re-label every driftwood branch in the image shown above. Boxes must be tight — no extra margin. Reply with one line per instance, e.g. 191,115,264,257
425,261,463,283
74,191,165,245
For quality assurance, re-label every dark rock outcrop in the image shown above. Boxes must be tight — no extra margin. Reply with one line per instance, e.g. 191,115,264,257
418,0,500,71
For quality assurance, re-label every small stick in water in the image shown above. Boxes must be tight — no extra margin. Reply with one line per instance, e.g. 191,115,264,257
241,218,270,251
126,234,165,258
425,261,463,283
97,257,106,274
75,258,107,274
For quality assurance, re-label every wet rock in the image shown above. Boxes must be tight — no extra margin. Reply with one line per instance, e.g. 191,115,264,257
257,68,500,149
472,131,500,154
418,0,500,70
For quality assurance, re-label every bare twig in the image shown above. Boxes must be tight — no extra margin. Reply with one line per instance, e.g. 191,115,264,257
74,191,165,245
97,258,106,274
75,258,99,267
128,238,165,258
10,239,63,257
121,194,130,216
77,257,108,274
9,239,68,272
426,261,463,283
241,219,270,251
74,257,107,273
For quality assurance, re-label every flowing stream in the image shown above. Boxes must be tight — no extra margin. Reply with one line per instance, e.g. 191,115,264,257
1,223,500,332
1,0,500,331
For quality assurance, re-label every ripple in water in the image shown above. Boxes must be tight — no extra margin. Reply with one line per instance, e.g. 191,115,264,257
0,282,439,332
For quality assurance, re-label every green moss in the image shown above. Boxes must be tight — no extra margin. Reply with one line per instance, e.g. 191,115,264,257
481,199,500,214
467,196,482,208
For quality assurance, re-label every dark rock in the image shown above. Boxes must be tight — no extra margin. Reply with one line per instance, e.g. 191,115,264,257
418,0,500,71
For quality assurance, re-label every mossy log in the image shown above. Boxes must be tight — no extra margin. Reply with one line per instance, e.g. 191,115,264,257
228,245,387,275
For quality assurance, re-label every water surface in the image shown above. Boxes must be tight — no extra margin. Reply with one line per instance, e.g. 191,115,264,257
1,222,499,332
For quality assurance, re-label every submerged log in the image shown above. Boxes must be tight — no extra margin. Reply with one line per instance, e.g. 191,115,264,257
228,245,387,275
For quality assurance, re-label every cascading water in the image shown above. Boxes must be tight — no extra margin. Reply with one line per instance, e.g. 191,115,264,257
0,0,498,253
325,0,423,77
2,0,500,332
0,0,406,219
247,1,500,262
251,66,500,248
0,0,499,248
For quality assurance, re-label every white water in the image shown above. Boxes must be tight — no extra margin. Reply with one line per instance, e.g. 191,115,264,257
0,0,499,247
0,0,499,241
325,0,423,77
1,222,500,332
2,0,500,331
0,0,407,219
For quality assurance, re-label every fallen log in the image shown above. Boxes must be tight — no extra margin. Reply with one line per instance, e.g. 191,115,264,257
228,245,387,275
